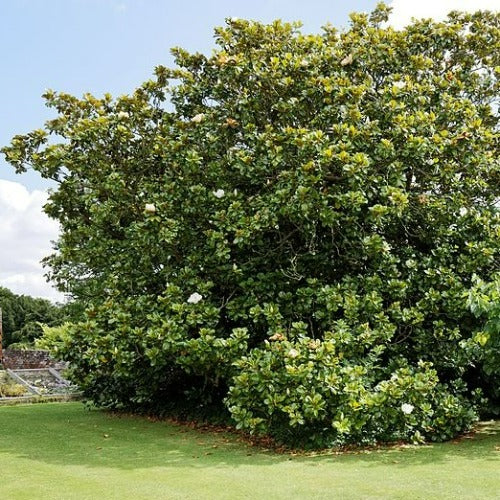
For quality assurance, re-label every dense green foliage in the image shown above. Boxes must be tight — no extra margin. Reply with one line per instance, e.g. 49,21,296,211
3,4,499,447
0,287,64,347
467,274,500,414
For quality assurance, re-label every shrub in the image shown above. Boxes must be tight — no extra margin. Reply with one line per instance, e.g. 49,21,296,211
0,383,28,398
227,337,477,447
35,323,74,353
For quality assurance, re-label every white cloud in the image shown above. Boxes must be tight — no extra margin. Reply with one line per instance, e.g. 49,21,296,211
0,179,63,302
389,0,499,28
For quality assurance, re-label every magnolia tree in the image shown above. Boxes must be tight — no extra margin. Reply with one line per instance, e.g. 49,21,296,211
3,4,499,447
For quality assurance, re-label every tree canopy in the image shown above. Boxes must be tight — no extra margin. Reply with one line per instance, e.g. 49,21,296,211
2,3,499,447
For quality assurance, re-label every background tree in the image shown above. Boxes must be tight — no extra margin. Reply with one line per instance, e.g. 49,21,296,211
2,3,499,447
0,287,65,347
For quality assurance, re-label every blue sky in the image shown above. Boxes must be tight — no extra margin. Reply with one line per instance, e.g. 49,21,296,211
0,0,496,300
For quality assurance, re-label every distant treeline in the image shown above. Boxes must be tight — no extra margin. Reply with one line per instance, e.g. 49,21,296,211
0,287,68,348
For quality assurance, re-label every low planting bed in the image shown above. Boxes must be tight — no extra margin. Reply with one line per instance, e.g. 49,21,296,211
0,368,80,404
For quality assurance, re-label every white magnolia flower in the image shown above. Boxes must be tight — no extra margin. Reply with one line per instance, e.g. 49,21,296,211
187,292,203,304
191,113,205,123
340,53,353,66
288,348,299,358
213,189,225,198
144,203,156,213
405,259,417,269
401,403,414,415
459,207,468,217
117,111,129,119
393,80,406,89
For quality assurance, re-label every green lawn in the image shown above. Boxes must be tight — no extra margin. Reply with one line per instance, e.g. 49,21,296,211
0,403,498,499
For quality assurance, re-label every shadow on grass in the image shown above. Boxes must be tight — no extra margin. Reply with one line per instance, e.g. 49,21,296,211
0,402,498,471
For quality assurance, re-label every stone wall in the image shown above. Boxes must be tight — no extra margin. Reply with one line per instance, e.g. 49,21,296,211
1,349,66,370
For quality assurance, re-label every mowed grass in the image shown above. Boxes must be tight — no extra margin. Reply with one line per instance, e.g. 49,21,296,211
0,403,498,500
